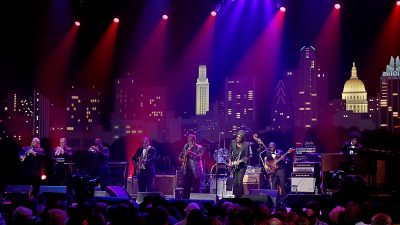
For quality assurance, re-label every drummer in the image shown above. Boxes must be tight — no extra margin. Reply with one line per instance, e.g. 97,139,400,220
214,147,228,163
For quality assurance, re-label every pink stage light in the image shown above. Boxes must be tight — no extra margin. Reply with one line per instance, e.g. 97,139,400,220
41,175,47,180
113,18,119,23
279,6,286,12
334,3,341,9
211,10,217,16
162,14,168,20
397,1,400,6
74,21,80,26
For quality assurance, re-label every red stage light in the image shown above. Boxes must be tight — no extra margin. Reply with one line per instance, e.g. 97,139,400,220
74,21,80,26
211,10,217,16
279,6,286,12
162,14,168,20
334,3,341,9
113,18,119,23
397,1,400,6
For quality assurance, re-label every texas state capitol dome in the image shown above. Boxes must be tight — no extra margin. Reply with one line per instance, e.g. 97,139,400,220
342,62,368,113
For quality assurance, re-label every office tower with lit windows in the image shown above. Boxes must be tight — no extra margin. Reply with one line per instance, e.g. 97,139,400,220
66,86,101,132
196,65,210,115
115,74,136,120
380,56,400,133
225,77,256,135
271,71,294,131
33,91,50,138
342,62,368,113
293,46,324,129
136,87,166,122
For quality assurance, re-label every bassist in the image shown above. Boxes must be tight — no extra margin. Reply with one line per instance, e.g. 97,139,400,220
265,142,290,197
228,130,249,198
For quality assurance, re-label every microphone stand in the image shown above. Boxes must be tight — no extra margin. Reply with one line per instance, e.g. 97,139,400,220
215,132,223,200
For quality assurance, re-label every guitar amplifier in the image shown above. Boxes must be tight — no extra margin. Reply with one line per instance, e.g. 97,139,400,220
291,173,316,193
293,162,320,173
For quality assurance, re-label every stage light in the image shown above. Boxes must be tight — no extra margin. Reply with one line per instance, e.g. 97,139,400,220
280,6,286,12
113,18,119,23
162,14,168,20
211,10,217,16
334,3,341,9
74,21,80,27
397,1,400,6
41,175,47,180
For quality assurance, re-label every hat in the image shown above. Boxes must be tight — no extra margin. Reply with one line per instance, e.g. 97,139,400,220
236,130,246,140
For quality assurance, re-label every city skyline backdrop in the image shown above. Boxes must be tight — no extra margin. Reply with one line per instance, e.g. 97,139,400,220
1,0,400,143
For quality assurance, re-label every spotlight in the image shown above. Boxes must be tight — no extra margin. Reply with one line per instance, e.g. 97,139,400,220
211,10,217,16
74,21,81,27
162,14,168,20
113,18,119,23
397,1,400,6
334,3,341,9
279,6,286,12
41,174,47,180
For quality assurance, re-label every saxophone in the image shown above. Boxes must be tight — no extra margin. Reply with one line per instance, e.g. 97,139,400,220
136,149,148,171
55,146,63,156
20,147,34,162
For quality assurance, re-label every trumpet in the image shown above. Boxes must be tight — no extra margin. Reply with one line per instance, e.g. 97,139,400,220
89,145,103,153
55,146,64,156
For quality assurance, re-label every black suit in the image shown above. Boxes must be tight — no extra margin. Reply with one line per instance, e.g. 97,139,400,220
132,146,157,192
265,149,287,196
52,146,73,185
179,143,204,199
340,142,363,172
228,140,249,198
18,146,45,196
89,145,110,190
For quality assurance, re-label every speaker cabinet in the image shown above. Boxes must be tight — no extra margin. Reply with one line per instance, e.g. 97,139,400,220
39,186,67,194
106,186,129,198
291,173,316,193
127,176,138,197
189,193,217,203
5,185,32,194
249,189,278,208
155,175,176,196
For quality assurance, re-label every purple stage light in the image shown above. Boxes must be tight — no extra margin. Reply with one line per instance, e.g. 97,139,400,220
334,3,341,9
279,6,286,12
162,14,168,20
211,10,217,16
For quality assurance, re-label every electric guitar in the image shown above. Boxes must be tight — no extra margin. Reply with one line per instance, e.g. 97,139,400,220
265,148,295,174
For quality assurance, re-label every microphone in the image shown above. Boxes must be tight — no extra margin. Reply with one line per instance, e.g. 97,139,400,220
219,132,224,135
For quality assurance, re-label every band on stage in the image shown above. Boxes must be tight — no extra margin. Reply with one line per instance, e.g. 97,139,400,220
16,131,366,199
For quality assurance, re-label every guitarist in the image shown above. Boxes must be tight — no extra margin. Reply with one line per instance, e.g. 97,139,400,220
228,130,249,198
178,134,204,199
132,137,157,192
265,142,289,197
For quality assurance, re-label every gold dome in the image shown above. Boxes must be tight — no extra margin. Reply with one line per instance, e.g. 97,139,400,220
343,62,366,93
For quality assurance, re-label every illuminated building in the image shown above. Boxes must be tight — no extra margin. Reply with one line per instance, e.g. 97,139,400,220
33,91,50,138
196,65,210,115
66,86,101,132
380,56,400,133
342,62,368,113
293,46,323,129
115,75,136,120
271,70,294,131
225,77,256,135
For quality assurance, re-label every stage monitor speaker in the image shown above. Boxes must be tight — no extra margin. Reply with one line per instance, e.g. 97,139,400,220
5,185,32,194
39,186,67,194
136,192,163,204
155,175,175,196
241,194,272,206
105,186,129,198
189,193,217,203
249,189,278,208
291,173,316,193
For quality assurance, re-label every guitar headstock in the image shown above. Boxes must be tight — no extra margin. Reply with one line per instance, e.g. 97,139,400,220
253,133,259,141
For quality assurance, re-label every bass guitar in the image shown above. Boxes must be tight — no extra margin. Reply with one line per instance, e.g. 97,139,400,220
265,148,295,174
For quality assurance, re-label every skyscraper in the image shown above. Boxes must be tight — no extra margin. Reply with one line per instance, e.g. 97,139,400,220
66,86,101,132
33,91,50,138
342,62,368,113
225,77,256,135
293,46,320,129
196,65,210,115
271,71,294,131
115,74,136,120
380,56,400,133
